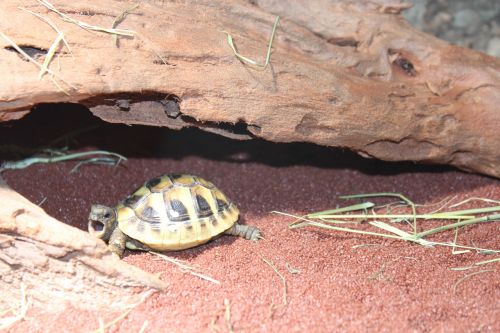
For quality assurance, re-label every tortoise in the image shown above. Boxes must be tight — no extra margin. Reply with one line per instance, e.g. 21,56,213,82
88,174,261,257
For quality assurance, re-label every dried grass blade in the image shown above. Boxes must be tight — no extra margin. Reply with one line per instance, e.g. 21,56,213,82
0,284,31,330
451,257,500,271
452,270,495,294
18,6,72,54
450,197,500,208
224,299,234,333
0,31,76,90
39,32,64,79
38,0,135,36
416,213,500,238
432,206,500,217
341,192,418,233
112,4,140,46
261,257,287,308
149,251,220,284
222,16,279,70
306,202,374,218
90,290,153,333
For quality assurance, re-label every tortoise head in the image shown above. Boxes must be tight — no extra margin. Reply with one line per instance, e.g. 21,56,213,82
88,204,117,241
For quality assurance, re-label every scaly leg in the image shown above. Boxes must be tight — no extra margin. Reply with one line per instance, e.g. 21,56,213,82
108,226,127,258
224,223,261,241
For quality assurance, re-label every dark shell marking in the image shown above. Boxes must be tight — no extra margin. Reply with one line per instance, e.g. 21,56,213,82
145,177,162,190
142,206,161,220
123,194,144,208
195,194,212,217
167,199,189,222
216,198,229,212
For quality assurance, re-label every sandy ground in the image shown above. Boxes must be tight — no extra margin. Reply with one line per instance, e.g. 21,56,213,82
1,105,499,332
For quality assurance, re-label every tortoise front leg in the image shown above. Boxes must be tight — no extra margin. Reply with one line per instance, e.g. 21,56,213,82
108,226,127,258
224,223,261,241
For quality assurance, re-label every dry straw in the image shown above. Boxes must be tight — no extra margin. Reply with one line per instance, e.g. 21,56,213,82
0,284,31,330
38,0,135,36
222,16,280,70
275,192,500,255
91,290,154,333
149,251,221,284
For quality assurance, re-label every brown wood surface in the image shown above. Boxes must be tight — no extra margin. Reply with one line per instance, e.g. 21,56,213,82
0,0,499,178
0,175,166,313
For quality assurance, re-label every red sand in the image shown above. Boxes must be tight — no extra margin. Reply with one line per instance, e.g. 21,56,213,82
2,105,499,332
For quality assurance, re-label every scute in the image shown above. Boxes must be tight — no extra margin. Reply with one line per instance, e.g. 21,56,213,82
195,194,212,217
170,174,196,186
123,194,145,208
147,175,174,192
216,198,229,212
117,174,239,251
196,177,216,189
135,192,166,223
145,177,162,189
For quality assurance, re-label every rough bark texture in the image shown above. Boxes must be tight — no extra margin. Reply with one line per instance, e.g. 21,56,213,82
0,176,166,312
0,0,499,178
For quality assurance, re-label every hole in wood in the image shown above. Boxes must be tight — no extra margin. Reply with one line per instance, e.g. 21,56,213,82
4,45,47,60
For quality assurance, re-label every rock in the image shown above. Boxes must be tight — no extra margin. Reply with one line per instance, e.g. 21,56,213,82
428,12,452,32
487,37,500,57
453,9,482,34
403,0,428,27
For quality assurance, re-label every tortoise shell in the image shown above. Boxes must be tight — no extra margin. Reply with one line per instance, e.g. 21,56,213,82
116,174,239,251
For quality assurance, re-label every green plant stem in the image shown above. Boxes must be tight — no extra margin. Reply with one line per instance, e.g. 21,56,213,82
290,221,407,240
310,214,473,220
340,193,418,235
416,214,500,238
1,150,126,170
306,202,375,217
432,206,500,217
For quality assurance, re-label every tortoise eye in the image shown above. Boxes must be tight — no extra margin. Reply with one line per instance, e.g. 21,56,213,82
104,212,111,218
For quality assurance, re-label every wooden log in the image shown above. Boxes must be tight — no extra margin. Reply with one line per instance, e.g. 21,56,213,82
0,176,166,313
0,0,498,178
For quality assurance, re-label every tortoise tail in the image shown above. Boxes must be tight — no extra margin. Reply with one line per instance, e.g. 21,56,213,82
225,223,261,241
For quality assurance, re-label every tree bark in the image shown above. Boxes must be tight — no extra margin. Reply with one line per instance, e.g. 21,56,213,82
0,0,499,178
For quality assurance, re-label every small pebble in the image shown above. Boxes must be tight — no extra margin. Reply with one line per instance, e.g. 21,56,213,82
453,9,482,34
404,1,499,56
486,37,500,58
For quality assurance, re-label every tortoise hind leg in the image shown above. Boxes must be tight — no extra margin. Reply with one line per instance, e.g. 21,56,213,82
224,223,261,241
